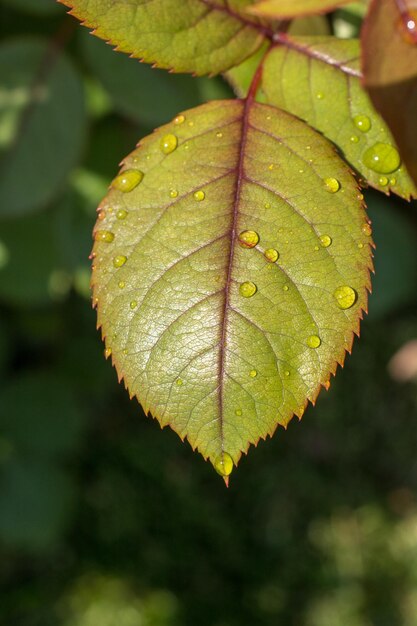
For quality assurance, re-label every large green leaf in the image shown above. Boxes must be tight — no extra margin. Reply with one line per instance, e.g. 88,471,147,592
362,0,417,187
60,0,267,76
227,36,417,199
0,38,86,217
248,0,352,18
92,99,372,478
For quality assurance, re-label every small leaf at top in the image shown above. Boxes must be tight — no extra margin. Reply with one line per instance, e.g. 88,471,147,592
60,0,268,76
92,99,372,478
248,0,352,18
227,36,417,200
362,0,417,187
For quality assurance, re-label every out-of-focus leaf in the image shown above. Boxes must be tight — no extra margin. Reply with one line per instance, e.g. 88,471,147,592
248,0,352,18
365,190,417,319
61,0,267,76
332,1,368,39
227,37,417,199
0,372,86,458
289,14,331,36
1,0,62,15
92,99,372,476
362,0,417,187
0,460,74,552
0,38,86,217
80,32,203,127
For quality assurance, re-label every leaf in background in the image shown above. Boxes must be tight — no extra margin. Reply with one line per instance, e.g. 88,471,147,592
0,38,86,217
362,0,417,187
60,0,267,76
80,32,203,128
248,0,352,18
92,99,373,477
227,37,417,199
1,0,63,15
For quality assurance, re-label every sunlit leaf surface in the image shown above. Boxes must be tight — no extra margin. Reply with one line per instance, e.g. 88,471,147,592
248,0,352,18
92,99,372,476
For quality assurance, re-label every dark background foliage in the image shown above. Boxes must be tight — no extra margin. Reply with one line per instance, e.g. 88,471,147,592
1,2,417,624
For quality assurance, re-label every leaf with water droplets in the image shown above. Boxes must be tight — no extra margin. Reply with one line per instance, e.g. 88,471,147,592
227,36,417,199
92,100,373,478
59,0,267,76
362,0,417,187
247,0,352,18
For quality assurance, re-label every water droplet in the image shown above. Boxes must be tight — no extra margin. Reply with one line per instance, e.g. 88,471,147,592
98,209,106,220
113,255,127,268
118,281,125,289
169,189,178,198
316,92,324,100
264,248,279,262
130,300,138,309
324,178,340,193
268,164,275,171
334,285,357,309
95,230,114,243
249,369,257,378
319,234,332,248
379,176,389,186
307,335,321,349
116,209,128,220
174,114,185,125
314,245,319,251
239,281,257,298
104,347,112,359
112,169,144,192
238,230,259,249
193,190,205,202
390,177,397,185
358,242,364,249
362,222,372,236
398,10,417,44
176,378,183,386
216,131,223,138
188,121,194,127
264,202,271,209
283,285,289,292
214,452,233,477
363,143,401,174
353,115,371,133
284,370,290,377
235,408,242,416
160,133,178,154
350,135,359,143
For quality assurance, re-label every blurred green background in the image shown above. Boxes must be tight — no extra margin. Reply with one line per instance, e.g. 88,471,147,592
1,2,417,625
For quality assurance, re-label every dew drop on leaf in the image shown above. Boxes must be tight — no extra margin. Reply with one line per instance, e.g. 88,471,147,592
169,189,178,198
113,255,127,268
239,281,257,298
249,369,257,378
353,115,372,133
235,409,242,416
216,131,223,138
193,190,205,202
176,379,183,386
334,285,357,309
118,281,125,289
116,209,128,220
174,115,185,125
130,300,138,309
362,143,401,174
319,235,332,248
307,335,321,349
324,177,340,193
350,135,359,144
316,92,324,100
264,248,279,262
112,169,144,192
238,230,259,248
98,209,106,220
397,10,417,45
160,133,178,154
214,452,234,478
95,230,115,243
379,176,389,186
362,222,372,236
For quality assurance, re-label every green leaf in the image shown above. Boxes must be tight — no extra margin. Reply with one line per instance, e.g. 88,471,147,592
227,36,417,199
362,0,417,187
248,0,352,18
60,0,267,76
92,99,372,477
0,38,86,217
